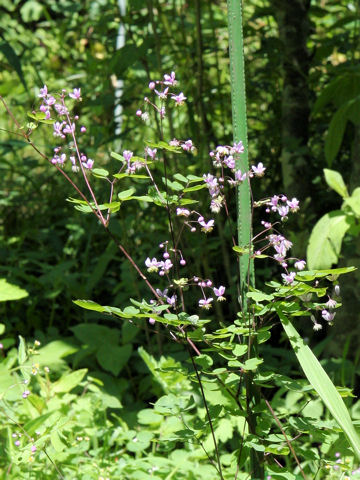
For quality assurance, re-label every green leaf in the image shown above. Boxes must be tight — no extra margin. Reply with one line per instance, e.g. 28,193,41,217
0,324,5,335
91,168,109,178
0,42,27,91
325,104,348,166
307,211,350,269
323,169,349,198
50,431,66,452
242,357,263,371
343,187,360,217
71,324,119,346
278,309,360,460
0,279,28,302
113,173,149,180
183,184,207,193
52,369,88,393
118,187,136,200
96,344,132,376
18,336,27,365
145,140,182,153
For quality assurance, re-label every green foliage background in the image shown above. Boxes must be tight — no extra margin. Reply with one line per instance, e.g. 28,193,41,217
1,0,360,477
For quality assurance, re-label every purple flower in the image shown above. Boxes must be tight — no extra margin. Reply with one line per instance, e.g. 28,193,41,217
281,272,296,285
181,139,195,152
155,87,169,100
169,138,180,146
198,216,215,233
166,295,177,307
199,297,213,309
321,310,336,322
171,92,187,106
54,103,69,116
176,208,190,217
14,440,20,447
146,147,157,159
251,162,266,177
122,150,133,162
149,82,155,90
163,71,177,86
69,88,82,101
326,298,337,309
214,286,226,301
80,126,86,133
82,158,94,169
145,257,160,272
38,85,48,98
294,260,306,270
224,155,235,169
22,390,30,399
278,206,289,218
287,197,300,212
63,123,75,134
31,445,37,453
159,259,173,274
53,122,65,138
232,141,244,154
149,317,156,325
235,170,246,183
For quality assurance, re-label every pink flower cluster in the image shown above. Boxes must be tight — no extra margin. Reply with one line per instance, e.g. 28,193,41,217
37,85,93,171
136,72,187,121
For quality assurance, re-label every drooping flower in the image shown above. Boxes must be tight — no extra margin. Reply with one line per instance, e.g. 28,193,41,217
146,147,157,159
145,257,160,272
251,162,266,177
281,271,296,285
294,260,306,270
38,85,48,98
214,286,226,301
163,71,177,86
69,88,82,101
321,309,336,322
198,216,215,233
199,297,213,309
287,197,300,212
176,208,190,217
171,92,187,106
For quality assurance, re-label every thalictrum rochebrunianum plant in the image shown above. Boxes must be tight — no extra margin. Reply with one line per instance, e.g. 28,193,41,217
1,71,360,479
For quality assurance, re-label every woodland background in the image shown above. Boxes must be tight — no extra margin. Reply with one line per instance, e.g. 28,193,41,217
0,0,360,421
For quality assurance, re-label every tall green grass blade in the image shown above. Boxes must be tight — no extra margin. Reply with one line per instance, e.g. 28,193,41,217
278,309,360,459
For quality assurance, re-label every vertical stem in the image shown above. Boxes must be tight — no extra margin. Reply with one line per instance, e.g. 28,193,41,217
226,2,263,479
226,0,254,303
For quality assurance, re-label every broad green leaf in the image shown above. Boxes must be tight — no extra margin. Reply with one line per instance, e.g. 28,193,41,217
324,103,348,166
71,323,119,346
323,169,348,198
0,324,5,335
242,357,263,371
50,430,66,452
73,299,108,313
247,291,274,302
110,152,124,162
24,411,56,436
278,310,360,460
307,211,350,269
295,266,356,282
183,184,207,193
91,168,109,178
0,279,28,302
343,187,360,217
96,344,132,376
118,187,136,200
52,369,88,393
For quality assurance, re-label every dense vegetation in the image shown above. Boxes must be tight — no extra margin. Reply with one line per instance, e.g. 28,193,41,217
1,1,360,478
